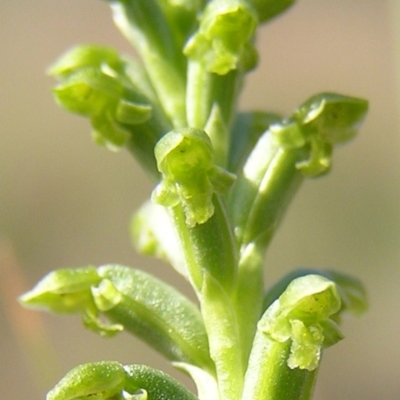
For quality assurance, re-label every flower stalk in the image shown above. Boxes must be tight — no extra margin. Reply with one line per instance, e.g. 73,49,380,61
20,1,369,400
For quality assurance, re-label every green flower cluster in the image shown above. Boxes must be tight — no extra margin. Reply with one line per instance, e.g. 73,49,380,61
21,1,369,400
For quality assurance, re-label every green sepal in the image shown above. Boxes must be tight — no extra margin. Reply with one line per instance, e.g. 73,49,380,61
184,0,258,75
19,267,100,314
294,93,369,144
262,268,368,320
90,113,131,151
325,270,368,318
18,266,122,337
258,274,342,371
52,68,122,117
47,44,125,78
269,119,331,177
123,364,199,400
152,128,235,227
46,361,126,400
82,307,123,338
248,0,296,23
115,100,152,125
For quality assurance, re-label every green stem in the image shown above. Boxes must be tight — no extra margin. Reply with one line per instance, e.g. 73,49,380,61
186,61,241,129
186,61,243,167
232,244,264,368
200,272,244,400
186,61,214,129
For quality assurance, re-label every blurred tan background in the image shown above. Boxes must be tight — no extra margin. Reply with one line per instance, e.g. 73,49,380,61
1,0,399,398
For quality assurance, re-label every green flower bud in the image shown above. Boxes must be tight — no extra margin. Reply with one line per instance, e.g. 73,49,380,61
184,0,258,75
290,92,369,176
152,128,235,226
259,274,343,371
